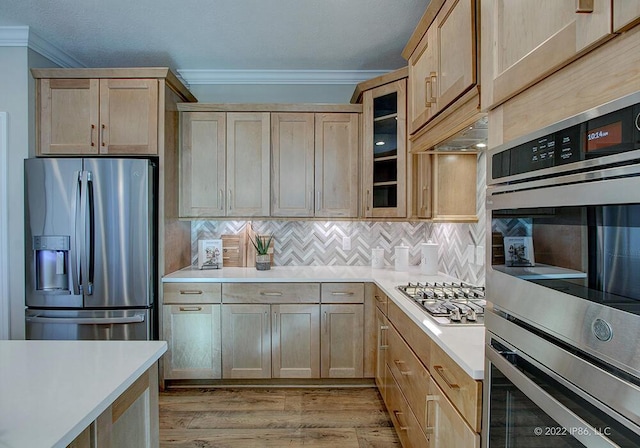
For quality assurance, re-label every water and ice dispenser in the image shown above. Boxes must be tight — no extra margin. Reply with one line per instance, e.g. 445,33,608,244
33,235,70,293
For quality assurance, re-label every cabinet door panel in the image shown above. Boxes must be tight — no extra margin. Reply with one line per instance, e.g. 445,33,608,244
272,304,320,378
486,0,611,107
271,113,315,217
222,304,271,378
314,113,359,218
99,79,158,155
163,304,221,379
39,78,99,155
180,112,226,218
433,152,477,220
227,113,270,217
437,0,475,108
321,304,364,378
427,377,480,448
613,0,640,32
362,80,407,218
408,28,438,133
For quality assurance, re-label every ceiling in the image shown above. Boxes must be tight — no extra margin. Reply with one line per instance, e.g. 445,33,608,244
0,0,429,83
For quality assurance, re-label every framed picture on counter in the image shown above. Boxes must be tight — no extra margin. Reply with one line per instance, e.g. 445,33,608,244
198,239,223,269
504,236,535,267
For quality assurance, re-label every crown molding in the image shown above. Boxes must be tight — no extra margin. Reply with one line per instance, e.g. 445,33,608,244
0,26,83,68
178,69,391,85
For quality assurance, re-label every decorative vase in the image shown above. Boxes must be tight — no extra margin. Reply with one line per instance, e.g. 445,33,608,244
255,254,271,271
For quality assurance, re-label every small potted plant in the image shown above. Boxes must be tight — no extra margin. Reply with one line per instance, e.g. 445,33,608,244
250,234,273,271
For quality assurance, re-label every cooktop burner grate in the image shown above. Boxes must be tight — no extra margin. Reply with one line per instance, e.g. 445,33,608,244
396,282,486,325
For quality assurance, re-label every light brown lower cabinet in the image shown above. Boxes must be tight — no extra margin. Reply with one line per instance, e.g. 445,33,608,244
221,303,321,379
69,363,159,448
386,365,429,448
320,304,364,378
427,377,480,448
162,304,221,380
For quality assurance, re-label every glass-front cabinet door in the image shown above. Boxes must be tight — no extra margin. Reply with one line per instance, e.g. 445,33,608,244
362,79,407,218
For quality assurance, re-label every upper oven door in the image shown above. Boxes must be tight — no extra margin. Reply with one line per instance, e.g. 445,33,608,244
487,164,640,380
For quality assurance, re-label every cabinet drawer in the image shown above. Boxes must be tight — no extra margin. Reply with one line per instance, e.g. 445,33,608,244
163,283,222,304
223,283,320,303
387,325,430,429
373,285,388,314
386,365,429,448
429,341,482,432
321,283,364,303
387,300,430,368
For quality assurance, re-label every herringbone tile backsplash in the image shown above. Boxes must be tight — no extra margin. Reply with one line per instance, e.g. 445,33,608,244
191,153,487,285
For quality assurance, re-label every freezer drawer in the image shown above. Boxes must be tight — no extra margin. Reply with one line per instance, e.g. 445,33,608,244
26,309,151,340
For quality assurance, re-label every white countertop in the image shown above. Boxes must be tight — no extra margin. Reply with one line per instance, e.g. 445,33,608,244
0,340,167,448
164,265,485,380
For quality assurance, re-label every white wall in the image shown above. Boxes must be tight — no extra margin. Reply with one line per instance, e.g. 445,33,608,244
0,47,29,339
0,47,58,339
188,83,357,103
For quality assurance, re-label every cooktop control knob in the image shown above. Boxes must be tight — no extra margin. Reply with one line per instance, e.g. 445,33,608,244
466,309,477,322
450,308,462,322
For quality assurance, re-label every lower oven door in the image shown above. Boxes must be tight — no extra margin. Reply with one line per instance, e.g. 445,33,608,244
484,313,640,448
26,309,150,340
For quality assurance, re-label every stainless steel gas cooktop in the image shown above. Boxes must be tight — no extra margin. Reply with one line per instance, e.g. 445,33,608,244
396,282,486,326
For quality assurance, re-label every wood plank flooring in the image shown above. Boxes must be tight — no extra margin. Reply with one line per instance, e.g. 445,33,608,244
159,387,401,447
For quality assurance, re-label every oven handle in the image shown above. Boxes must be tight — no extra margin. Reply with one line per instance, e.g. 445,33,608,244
487,344,618,448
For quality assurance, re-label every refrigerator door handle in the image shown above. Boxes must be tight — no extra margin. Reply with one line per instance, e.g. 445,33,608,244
70,171,81,295
78,170,88,296
26,314,146,325
86,172,95,296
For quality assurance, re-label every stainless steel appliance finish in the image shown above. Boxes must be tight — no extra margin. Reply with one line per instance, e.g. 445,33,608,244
24,158,156,341
485,91,640,446
396,282,485,325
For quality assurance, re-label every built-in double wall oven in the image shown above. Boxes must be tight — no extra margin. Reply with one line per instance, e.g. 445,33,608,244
484,91,640,447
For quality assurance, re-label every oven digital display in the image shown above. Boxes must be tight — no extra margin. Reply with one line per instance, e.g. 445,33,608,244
586,122,623,152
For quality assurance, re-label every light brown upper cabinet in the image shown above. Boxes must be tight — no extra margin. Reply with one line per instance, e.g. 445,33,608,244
36,77,158,155
179,104,360,219
226,113,271,217
355,71,408,218
481,0,615,109
180,112,226,218
314,113,359,218
613,1,640,32
271,113,315,217
411,151,477,222
406,0,477,135
179,111,270,218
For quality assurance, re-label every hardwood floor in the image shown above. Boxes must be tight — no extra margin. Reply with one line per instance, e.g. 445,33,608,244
159,387,401,447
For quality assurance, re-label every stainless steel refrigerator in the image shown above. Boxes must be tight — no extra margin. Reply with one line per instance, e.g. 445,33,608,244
24,158,156,340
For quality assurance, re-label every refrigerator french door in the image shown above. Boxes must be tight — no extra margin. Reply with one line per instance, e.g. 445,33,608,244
24,158,156,340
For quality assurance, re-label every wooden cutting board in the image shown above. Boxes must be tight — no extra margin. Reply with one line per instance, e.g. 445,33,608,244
222,234,246,267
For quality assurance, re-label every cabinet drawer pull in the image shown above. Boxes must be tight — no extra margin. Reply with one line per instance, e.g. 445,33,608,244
90,124,95,147
260,292,283,297
394,359,411,376
374,295,385,303
228,190,232,210
219,189,224,210
366,189,370,212
434,365,460,389
393,410,408,431
179,290,203,295
101,124,106,147
316,191,321,211
331,291,354,296
179,306,202,312
576,0,594,13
